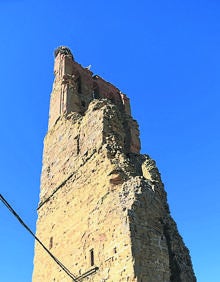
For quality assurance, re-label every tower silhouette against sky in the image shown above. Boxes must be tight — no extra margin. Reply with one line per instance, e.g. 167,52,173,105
32,46,196,282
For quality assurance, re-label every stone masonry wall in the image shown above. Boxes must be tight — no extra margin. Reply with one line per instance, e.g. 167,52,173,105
32,47,196,282
34,101,140,281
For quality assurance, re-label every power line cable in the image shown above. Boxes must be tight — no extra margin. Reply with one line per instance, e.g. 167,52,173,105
0,194,79,282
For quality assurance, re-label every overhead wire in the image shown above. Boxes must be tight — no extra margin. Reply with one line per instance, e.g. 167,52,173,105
0,194,79,282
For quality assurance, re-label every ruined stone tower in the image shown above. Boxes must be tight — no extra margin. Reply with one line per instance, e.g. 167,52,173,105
32,46,196,282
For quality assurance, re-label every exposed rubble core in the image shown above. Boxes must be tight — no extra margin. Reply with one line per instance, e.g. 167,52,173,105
32,47,196,282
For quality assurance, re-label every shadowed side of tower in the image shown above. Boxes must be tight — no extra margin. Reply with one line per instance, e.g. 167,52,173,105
32,47,196,282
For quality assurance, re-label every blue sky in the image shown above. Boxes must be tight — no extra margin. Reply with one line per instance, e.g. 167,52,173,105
0,0,219,281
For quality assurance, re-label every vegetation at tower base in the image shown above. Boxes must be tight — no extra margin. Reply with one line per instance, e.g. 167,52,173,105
32,46,196,282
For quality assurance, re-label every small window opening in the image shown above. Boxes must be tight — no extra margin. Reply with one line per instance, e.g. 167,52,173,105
76,76,82,93
114,247,117,254
49,237,53,249
75,135,80,155
90,249,94,266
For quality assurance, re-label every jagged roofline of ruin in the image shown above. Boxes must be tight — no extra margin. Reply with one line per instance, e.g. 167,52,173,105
54,45,128,98
54,46,74,59
51,45,131,125
92,74,125,96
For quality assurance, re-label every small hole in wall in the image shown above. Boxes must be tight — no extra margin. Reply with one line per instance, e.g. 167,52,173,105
90,248,94,266
76,137,80,155
76,76,82,93
49,237,53,249
114,247,117,254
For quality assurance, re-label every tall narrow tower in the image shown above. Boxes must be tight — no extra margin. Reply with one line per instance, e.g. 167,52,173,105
32,47,196,282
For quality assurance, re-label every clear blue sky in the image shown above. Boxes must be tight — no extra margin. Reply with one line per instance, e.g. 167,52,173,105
0,0,219,281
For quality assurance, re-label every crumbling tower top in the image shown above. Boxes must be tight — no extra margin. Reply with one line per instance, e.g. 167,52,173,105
54,46,74,59
49,46,132,131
